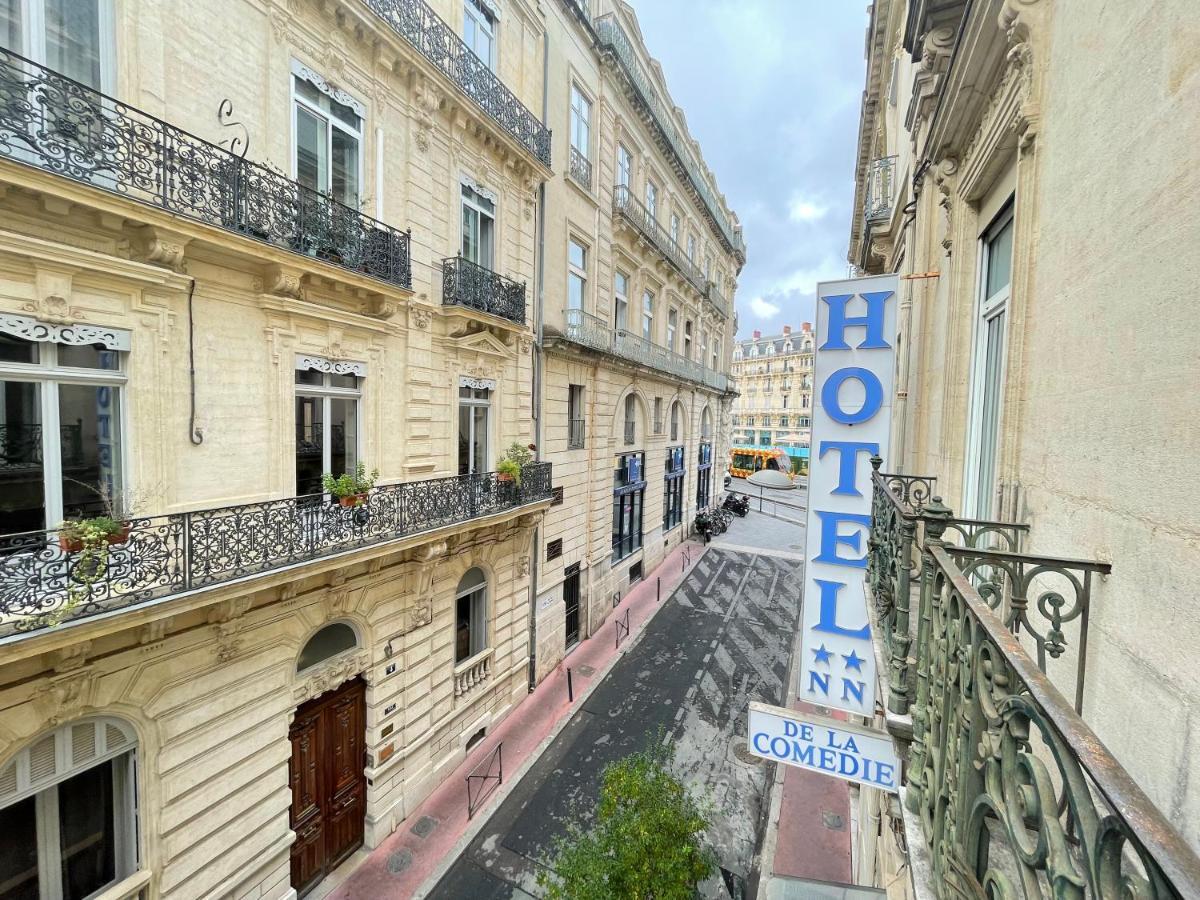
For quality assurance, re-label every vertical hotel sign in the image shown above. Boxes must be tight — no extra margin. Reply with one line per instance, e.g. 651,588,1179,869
797,274,898,716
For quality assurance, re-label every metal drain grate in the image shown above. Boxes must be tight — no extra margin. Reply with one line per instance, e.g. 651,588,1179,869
411,815,438,838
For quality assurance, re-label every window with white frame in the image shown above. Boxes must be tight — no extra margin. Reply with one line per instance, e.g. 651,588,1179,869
645,180,657,221
0,717,139,899
461,182,496,269
569,84,590,158
293,65,363,208
670,213,680,245
683,321,693,359
0,315,128,537
295,356,362,496
686,234,696,263
616,143,632,189
641,290,654,342
666,308,678,352
458,380,492,476
614,270,630,331
4,0,114,90
568,238,587,311
965,203,1014,519
455,567,488,663
463,0,496,70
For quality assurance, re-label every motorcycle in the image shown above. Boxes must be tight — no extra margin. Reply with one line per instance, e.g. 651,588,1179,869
723,493,750,517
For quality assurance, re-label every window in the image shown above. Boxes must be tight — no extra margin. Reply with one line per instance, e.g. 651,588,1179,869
696,441,713,508
624,394,638,445
782,395,789,409
780,416,789,428
704,255,712,281
614,270,630,331
0,318,128,537
663,445,685,531
612,451,645,562
645,180,657,220
293,69,362,208
683,321,693,359
295,359,361,496
641,290,654,341
666,308,678,352
568,238,587,311
455,567,488,663
461,183,496,268
700,330,709,368
670,213,680,245
686,234,696,262
712,339,721,371
298,622,358,671
0,718,138,900
669,401,682,442
568,384,585,450
546,538,563,561
5,0,113,91
965,204,1014,518
616,143,632,189
463,0,495,70
569,84,591,156
653,397,663,434
458,383,491,475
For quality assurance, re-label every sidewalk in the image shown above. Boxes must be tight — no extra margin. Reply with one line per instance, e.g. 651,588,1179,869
322,538,707,900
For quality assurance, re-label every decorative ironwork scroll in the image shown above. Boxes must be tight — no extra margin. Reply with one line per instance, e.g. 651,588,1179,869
442,256,526,326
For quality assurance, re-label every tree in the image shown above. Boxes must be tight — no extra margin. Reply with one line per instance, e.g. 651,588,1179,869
538,741,715,900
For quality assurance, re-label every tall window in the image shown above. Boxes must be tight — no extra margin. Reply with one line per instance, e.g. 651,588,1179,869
0,319,127,536
624,394,638,445
966,204,1014,518
616,144,632,189
686,234,696,263
614,270,630,331
670,213,680,245
0,717,138,899
712,339,721,371
463,0,496,70
683,321,693,359
669,401,682,442
461,183,496,268
568,238,587,311
293,71,362,208
696,441,713,509
459,383,491,475
700,330,709,368
455,567,488,663
612,451,645,562
5,0,113,90
641,291,654,342
666,308,678,352
570,84,591,158
663,445,684,531
295,359,361,496
568,384,585,450
652,396,663,434
645,181,657,220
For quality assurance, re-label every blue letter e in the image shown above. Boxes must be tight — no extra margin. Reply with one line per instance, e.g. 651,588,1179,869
815,510,872,568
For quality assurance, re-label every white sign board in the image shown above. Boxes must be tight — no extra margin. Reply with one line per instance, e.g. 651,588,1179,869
747,702,899,792
797,274,899,716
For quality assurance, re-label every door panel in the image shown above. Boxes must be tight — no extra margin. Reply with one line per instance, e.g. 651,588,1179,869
564,571,581,648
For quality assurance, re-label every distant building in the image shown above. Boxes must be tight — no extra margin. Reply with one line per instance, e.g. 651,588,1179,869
729,325,814,463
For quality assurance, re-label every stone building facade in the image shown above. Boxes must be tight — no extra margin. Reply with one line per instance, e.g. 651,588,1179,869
729,324,813,461
845,0,1200,896
0,0,736,898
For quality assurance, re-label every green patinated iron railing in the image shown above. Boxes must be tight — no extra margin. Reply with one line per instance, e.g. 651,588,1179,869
866,462,1200,897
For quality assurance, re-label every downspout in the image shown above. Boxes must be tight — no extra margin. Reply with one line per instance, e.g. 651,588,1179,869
528,25,550,693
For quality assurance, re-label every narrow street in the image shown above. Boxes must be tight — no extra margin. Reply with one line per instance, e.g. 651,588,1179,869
429,513,803,899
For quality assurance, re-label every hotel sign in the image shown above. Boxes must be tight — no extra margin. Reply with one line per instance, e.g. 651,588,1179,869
797,274,899,716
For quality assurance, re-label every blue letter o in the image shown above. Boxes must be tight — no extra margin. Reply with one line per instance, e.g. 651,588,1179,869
822,367,883,424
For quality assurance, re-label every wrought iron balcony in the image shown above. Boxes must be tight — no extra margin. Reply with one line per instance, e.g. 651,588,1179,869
595,14,744,261
612,186,707,296
0,49,413,292
705,281,729,319
864,155,897,224
442,256,526,326
362,0,551,167
563,309,728,392
865,463,1200,898
0,463,552,641
568,145,592,189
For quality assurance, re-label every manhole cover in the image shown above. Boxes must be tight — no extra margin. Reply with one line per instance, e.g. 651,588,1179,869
386,849,413,874
410,815,438,839
575,664,595,676
822,811,845,831
789,544,805,551
732,744,763,766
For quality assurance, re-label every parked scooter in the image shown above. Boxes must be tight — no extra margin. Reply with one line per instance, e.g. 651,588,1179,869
723,493,750,517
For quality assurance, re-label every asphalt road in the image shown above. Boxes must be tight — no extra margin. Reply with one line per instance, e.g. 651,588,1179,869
429,545,803,899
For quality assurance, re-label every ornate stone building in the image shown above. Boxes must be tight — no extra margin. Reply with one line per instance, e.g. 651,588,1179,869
729,324,813,463
846,0,1200,896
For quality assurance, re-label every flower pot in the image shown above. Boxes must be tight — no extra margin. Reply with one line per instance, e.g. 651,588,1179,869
337,493,368,508
58,523,130,553
497,473,515,483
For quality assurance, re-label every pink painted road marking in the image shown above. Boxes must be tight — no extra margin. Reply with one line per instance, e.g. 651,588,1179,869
326,540,707,900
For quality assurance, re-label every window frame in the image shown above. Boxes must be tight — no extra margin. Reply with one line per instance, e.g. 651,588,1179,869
614,270,630,331
612,450,646,562
458,383,492,476
616,143,632,189
569,83,591,158
7,0,117,91
645,179,657,221
641,290,654,342
567,237,588,312
454,567,489,664
463,0,497,71
460,182,497,269
291,68,364,208
294,361,363,496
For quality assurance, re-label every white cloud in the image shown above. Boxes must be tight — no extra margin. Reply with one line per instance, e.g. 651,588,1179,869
788,196,829,223
749,296,781,318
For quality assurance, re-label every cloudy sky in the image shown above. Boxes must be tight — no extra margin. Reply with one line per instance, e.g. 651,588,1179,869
632,1,868,338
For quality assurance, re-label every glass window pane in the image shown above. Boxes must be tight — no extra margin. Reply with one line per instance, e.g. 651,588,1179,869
0,333,37,364
328,373,357,390
295,369,322,386
58,344,119,370
0,793,38,899
985,218,1014,300
295,105,327,194
568,273,584,311
329,397,356,478
295,78,322,105
568,240,585,269
0,0,20,54
59,384,121,520
0,379,44,535
331,127,359,207
45,0,102,90
462,204,478,263
456,591,471,662
976,313,1006,517
295,395,323,496
298,622,358,671
471,590,486,655
472,405,487,474
59,759,117,899
479,213,494,269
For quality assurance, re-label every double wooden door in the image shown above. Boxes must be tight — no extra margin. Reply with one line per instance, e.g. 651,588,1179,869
288,677,366,897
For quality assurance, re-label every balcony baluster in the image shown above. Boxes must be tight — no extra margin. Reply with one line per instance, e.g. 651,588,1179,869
442,256,527,326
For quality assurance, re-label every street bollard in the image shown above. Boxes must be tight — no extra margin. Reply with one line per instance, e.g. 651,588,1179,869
567,667,574,702
657,577,661,602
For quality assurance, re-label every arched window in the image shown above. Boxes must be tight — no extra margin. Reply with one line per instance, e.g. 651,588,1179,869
298,622,358,672
623,394,638,446
456,568,488,663
0,717,139,898
669,402,682,442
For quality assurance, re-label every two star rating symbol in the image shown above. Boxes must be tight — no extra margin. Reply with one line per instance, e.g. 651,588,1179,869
811,643,864,672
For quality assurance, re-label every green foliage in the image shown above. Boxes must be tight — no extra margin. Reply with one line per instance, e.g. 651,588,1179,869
496,457,522,484
538,741,715,900
499,442,534,468
321,461,379,498
57,516,125,544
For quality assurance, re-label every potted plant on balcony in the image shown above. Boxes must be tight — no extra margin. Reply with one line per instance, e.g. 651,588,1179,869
57,516,131,553
322,462,380,508
495,443,534,486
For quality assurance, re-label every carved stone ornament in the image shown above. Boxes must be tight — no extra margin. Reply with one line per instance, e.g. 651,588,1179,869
263,263,304,299
459,374,497,391
295,353,368,377
517,556,530,578
410,307,432,330
135,225,191,271
34,668,98,727
0,312,131,351
293,648,371,704
408,601,432,632
460,173,498,204
291,59,366,118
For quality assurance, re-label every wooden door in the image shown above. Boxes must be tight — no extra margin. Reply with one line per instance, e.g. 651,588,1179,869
288,678,366,897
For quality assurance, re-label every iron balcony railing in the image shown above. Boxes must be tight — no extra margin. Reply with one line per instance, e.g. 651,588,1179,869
595,13,744,261
612,186,708,296
442,256,526,326
865,463,1200,898
362,0,551,167
568,146,592,189
564,309,728,392
0,463,553,641
864,155,897,224
567,418,585,450
705,281,729,319
0,49,413,292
